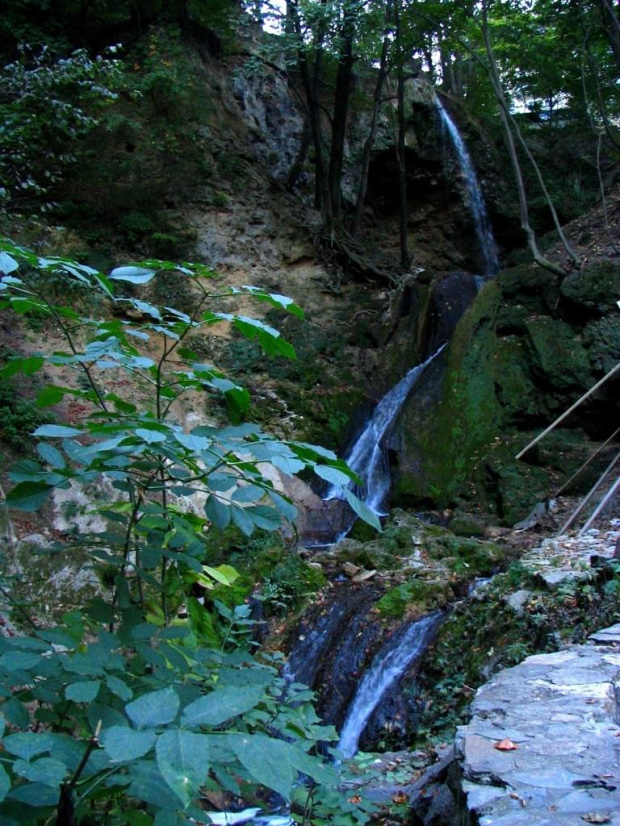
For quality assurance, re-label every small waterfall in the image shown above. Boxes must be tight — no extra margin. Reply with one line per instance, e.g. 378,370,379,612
436,97,499,277
337,612,442,759
326,346,445,515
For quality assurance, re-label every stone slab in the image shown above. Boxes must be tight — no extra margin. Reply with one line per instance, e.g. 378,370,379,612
456,624,620,825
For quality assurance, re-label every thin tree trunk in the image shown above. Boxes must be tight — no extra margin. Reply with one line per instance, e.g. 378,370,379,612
285,117,311,192
394,0,410,268
329,0,359,230
352,0,392,236
600,0,620,73
481,2,566,276
288,0,332,228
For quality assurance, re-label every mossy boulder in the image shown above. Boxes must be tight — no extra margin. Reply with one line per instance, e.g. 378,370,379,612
583,315,620,373
390,263,618,522
426,534,505,575
377,578,451,618
560,261,620,314
524,317,591,392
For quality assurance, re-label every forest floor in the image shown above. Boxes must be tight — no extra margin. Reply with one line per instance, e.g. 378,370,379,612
545,183,620,269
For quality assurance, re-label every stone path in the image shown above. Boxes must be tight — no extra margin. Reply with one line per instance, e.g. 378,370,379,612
456,623,620,825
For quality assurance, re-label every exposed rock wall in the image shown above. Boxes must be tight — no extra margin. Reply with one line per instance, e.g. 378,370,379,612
390,262,620,523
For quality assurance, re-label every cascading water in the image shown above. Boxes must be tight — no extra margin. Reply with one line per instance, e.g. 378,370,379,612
337,612,443,759
288,97,500,761
325,346,445,516
436,96,499,277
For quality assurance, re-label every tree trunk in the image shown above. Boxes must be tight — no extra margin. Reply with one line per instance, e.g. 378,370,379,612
600,0,620,73
285,117,311,192
352,0,392,236
481,2,566,276
394,0,410,268
328,0,359,231
287,0,332,228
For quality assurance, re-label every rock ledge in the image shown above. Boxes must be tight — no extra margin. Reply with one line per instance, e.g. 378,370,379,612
456,623,620,825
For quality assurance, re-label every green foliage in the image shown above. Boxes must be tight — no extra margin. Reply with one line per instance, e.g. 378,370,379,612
376,580,448,619
0,239,379,824
0,47,121,213
260,555,327,617
0,379,51,453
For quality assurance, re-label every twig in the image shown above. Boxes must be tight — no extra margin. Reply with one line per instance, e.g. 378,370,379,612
579,475,620,535
516,363,620,459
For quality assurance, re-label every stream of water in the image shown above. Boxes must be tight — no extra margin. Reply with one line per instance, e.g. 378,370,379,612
294,106,500,758
436,96,499,277
325,346,445,515
337,612,443,758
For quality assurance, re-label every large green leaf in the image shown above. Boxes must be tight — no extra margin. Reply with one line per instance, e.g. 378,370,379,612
106,674,133,701
204,496,230,531
181,683,266,728
109,266,156,284
343,489,382,531
13,757,67,788
128,760,182,810
101,726,156,763
230,504,255,537
37,442,65,469
36,385,67,408
65,680,101,703
4,480,54,512
126,687,180,729
8,782,59,806
2,733,54,760
314,464,353,487
156,730,210,806
0,651,43,671
0,252,19,274
33,424,82,438
229,734,295,801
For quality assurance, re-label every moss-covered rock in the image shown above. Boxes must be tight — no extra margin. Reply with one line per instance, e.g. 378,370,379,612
560,261,620,314
524,317,591,392
390,263,619,522
583,315,620,374
376,579,451,618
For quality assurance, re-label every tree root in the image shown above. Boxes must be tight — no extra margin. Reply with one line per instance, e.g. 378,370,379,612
316,230,403,285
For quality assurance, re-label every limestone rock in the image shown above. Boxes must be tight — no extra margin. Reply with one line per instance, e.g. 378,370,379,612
455,631,620,825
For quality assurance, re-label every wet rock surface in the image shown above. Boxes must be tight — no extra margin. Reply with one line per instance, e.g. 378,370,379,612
456,624,620,825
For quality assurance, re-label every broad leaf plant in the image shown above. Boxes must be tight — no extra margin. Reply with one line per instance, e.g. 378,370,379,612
0,239,378,825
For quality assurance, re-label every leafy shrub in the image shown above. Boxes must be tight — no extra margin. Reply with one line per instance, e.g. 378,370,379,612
0,379,51,453
0,47,120,212
0,239,379,824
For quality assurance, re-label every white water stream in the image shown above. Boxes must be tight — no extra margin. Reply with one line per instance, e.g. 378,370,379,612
325,346,445,515
436,96,499,277
337,612,442,759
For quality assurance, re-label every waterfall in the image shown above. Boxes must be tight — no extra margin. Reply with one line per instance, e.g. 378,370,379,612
337,612,442,759
436,97,499,277
325,346,445,516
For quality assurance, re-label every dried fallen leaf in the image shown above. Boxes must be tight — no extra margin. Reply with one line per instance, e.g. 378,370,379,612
347,796,362,805
494,738,518,751
392,793,409,804
581,814,611,824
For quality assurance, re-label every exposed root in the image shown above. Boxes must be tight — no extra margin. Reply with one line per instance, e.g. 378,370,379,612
316,229,404,285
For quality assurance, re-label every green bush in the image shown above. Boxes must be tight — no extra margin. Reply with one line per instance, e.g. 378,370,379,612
0,240,379,824
0,379,51,453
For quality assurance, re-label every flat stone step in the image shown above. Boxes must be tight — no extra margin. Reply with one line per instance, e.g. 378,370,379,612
456,625,620,825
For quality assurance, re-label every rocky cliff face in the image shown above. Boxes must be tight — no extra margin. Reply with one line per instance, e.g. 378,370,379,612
390,260,620,524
